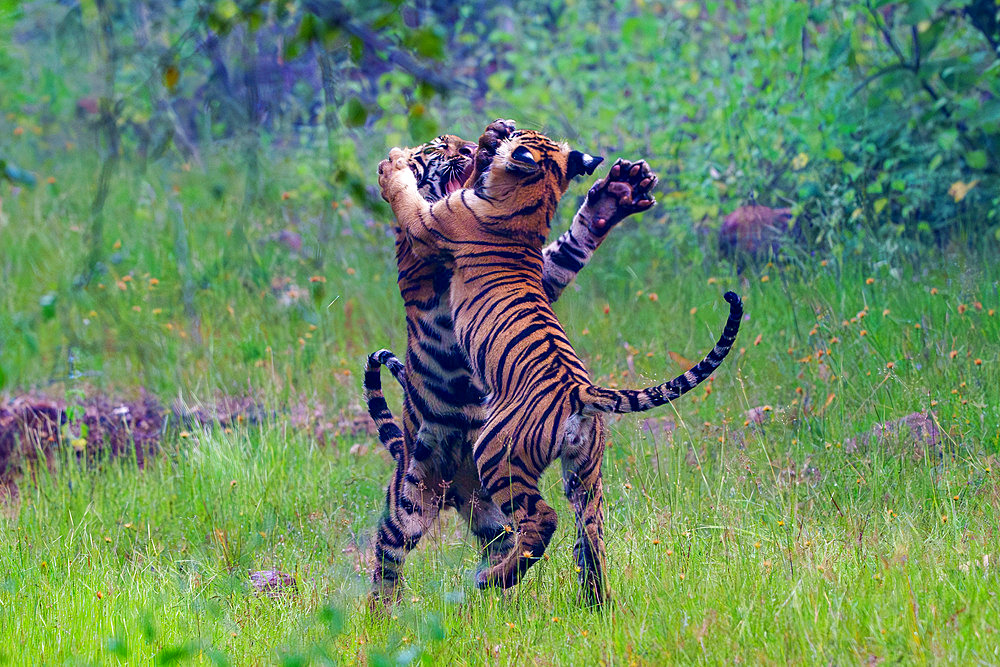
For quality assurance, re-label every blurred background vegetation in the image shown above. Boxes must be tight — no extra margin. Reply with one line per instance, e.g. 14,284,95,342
1,0,997,396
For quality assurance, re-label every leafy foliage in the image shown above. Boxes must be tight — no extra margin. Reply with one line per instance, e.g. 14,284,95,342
4,0,997,251
1,4,999,664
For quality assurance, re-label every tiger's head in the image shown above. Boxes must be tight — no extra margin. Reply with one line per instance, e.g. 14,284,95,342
410,134,478,202
476,129,603,243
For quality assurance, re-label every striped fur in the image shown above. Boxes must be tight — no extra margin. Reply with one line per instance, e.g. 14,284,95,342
363,349,406,461
366,122,659,607
378,129,743,604
409,134,477,202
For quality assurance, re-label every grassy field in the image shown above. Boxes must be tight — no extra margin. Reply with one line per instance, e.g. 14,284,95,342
2,145,999,664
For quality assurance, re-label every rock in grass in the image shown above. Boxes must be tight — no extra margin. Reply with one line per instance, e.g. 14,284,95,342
249,569,298,598
844,412,944,458
718,204,793,267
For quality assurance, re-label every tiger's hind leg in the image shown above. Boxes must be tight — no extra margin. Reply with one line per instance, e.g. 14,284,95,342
369,425,455,609
560,414,608,605
370,463,445,608
448,451,514,563
473,431,558,590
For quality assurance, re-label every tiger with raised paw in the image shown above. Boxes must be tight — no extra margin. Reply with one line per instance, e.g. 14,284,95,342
376,125,742,604
365,121,659,607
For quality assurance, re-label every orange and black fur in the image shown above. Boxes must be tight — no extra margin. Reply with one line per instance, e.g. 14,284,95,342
377,128,743,603
365,122,660,606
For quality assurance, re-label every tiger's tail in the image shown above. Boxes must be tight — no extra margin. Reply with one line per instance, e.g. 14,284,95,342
363,349,407,461
578,292,743,415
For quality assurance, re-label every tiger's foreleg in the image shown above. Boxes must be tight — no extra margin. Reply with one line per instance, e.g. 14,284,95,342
378,150,452,261
473,433,558,590
541,158,658,303
560,414,608,605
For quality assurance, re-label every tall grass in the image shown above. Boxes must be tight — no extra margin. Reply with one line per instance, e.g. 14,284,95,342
2,143,998,663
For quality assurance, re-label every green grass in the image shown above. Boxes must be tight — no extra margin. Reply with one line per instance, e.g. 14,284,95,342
2,145,1000,664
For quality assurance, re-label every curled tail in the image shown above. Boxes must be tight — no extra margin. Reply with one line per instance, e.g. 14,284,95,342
579,292,743,415
363,349,407,461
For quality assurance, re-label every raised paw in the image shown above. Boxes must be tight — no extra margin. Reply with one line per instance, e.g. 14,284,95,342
466,119,517,187
377,147,414,201
583,158,659,235
480,119,516,150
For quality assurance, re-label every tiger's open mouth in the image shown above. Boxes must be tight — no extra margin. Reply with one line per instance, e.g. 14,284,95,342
444,158,476,195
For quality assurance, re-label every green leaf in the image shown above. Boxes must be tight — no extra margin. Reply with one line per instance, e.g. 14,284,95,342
404,26,445,60
343,98,367,128
407,106,438,142
937,130,958,152
283,36,304,61
916,17,946,59
39,293,56,320
808,6,829,23
677,0,700,20
487,71,509,92
349,35,363,62
873,197,889,214
214,0,238,21
966,150,988,170
297,12,319,42
826,147,845,162
842,161,863,180
899,0,933,26
782,3,807,49
155,644,194,666
622,17,642,42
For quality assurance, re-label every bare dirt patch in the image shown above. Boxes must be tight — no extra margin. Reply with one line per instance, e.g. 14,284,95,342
0,389,378,494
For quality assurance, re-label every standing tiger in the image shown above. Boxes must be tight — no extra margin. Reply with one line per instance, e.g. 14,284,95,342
365,120,660,606
377,127,743,603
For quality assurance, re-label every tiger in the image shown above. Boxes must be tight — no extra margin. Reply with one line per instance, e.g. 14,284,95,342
377,127,743,604
365,120,661,607
409,134,478,202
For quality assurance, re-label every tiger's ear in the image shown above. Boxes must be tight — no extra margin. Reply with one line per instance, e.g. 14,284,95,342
567,151,604,180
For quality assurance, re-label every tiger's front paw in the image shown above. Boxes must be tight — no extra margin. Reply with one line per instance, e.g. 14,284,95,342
583,158,658,236
377,147,415,202
468,119,517,184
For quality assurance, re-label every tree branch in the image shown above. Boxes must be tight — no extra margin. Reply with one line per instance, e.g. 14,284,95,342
302,0,468,94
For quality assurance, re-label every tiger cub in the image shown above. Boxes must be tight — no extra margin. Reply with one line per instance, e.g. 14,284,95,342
366,121,659,606
377,128,742,603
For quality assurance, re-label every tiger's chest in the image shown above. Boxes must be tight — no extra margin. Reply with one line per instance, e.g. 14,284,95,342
399,249,485,423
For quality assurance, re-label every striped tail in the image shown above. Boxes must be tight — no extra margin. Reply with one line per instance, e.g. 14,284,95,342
579,292,743,415
363,349,407,461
